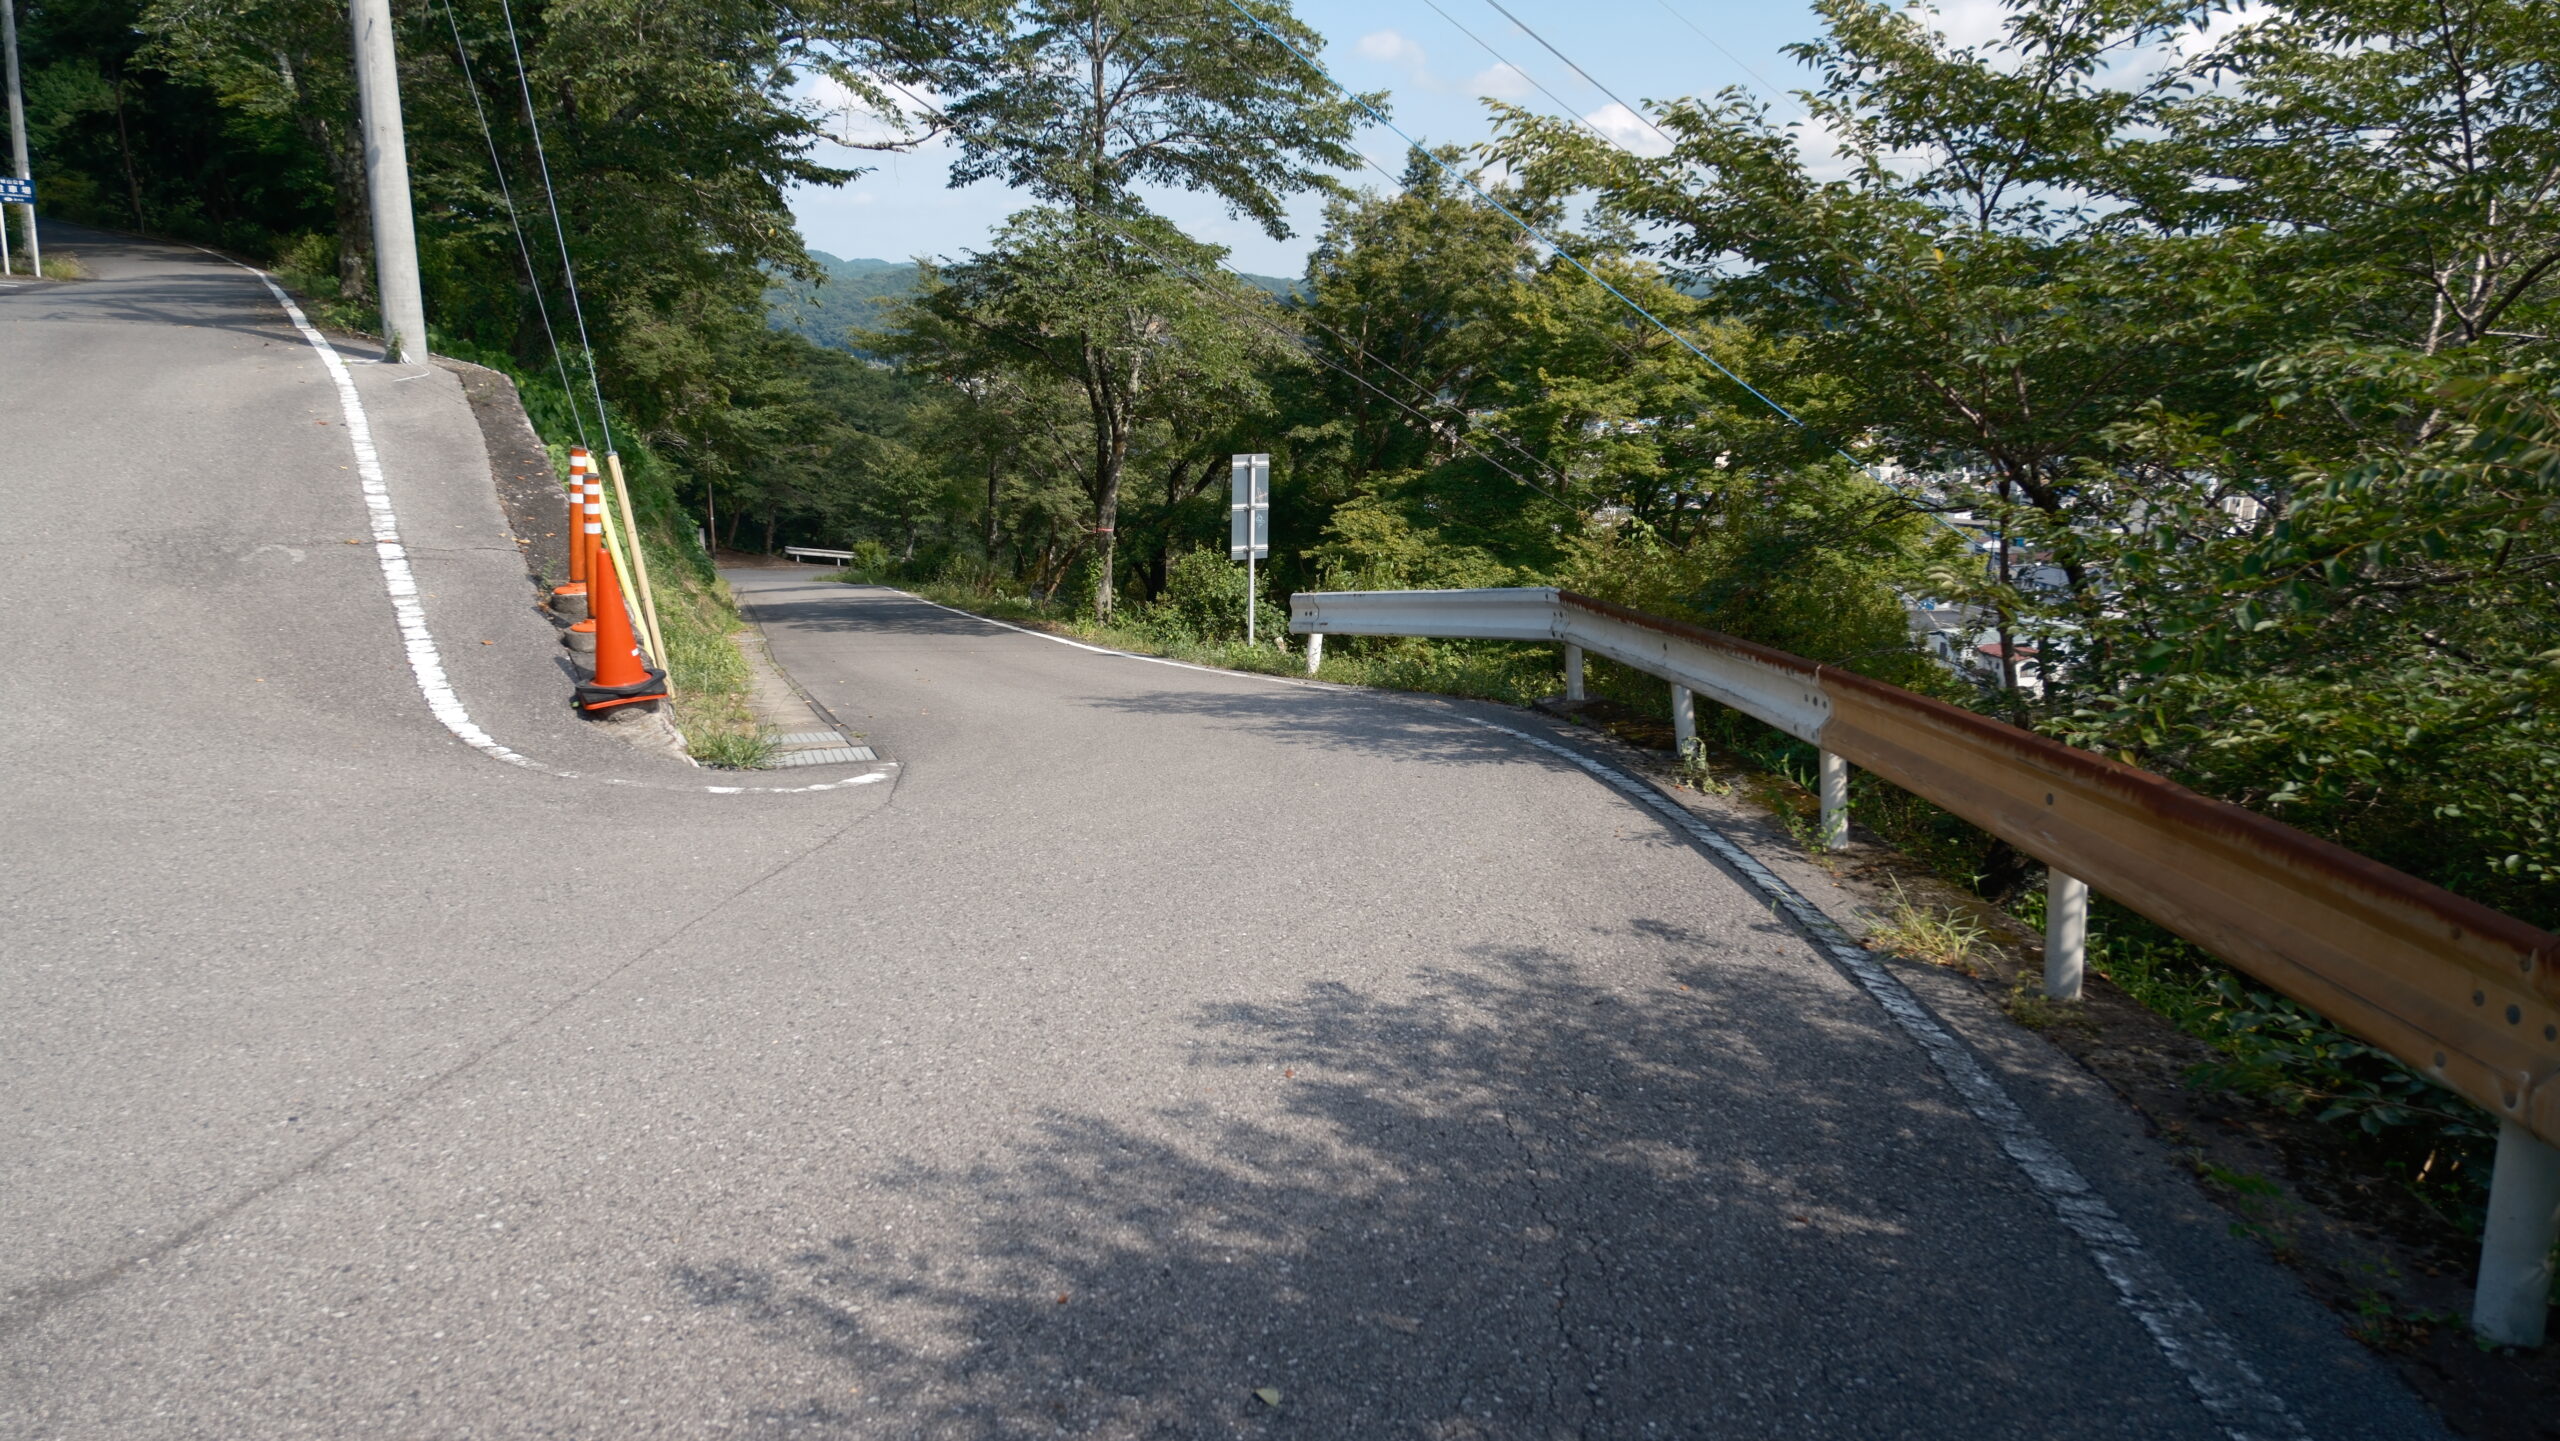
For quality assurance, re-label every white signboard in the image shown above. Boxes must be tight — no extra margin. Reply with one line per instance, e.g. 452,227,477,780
1229,453,1269,561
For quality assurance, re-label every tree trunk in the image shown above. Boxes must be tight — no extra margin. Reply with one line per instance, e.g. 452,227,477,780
763,511,778,555
703,481,717,556
111,77,145,226
985,455,1001,555
298,113,372,305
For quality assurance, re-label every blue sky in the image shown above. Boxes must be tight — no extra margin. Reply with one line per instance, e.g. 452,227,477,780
785,0,2010,277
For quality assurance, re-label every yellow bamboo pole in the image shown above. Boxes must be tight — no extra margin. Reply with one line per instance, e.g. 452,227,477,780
590,463,657,672
603,451,669,666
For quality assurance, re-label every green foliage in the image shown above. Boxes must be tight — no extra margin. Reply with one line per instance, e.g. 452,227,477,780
1558,468,1956,688
1148,549,1260,643
919,0,1373,233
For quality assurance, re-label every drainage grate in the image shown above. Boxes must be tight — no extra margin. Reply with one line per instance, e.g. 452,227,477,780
770,746,878,768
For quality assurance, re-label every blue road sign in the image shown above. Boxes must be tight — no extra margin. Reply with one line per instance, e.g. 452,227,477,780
0,178,32,204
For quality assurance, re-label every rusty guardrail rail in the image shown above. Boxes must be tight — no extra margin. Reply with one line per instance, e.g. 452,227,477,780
1292,586,2560,1345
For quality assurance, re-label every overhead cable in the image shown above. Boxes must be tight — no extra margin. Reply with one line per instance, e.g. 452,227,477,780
496,0,616,456
1223,1,1813,439
1650,0,1804,117
863,74,1569,495
439,0,590,448
1415,0,1623,150
1475,0,1675,148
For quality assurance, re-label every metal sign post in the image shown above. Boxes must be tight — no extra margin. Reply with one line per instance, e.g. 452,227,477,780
0,182,25,278
1229,452,1270,643
2,0,37,280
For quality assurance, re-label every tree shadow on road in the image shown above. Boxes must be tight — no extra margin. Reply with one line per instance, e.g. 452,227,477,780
668,944,2189,1439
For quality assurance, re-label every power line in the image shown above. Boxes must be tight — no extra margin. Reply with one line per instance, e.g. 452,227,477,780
1650,0,1805,119
439,0,589,449
1103,224,1569,500
1414,0,1620,149
1224,1,1810,440
1230,0,1981,548
496,0,614,456
862,74,1567,492
1474,0,1675,148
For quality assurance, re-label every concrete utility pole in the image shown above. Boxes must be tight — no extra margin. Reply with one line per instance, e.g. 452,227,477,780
2,0,38,279
349,0,427,362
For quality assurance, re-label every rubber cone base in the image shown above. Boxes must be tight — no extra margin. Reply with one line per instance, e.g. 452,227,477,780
576,664,669,713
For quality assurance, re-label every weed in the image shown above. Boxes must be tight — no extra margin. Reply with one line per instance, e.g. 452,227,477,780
1677,738,1732,796
2195,1160,2302,1258
690,725,775,770
1863,879,1990,975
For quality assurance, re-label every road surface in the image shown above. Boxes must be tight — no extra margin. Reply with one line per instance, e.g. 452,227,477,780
1,226,2449,1438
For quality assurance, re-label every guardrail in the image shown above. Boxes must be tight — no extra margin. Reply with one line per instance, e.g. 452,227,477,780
1292,586,2560,1345
782,546,855,566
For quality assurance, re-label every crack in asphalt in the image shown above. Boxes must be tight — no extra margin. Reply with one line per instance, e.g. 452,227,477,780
0,771,908,1340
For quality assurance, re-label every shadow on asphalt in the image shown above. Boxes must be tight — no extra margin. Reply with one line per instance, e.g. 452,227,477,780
1074,686,1539,771
737,593,1024,638
664,946,2177,1439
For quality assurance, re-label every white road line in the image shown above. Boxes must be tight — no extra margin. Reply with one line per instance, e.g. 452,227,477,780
212,252,890,797
243,268,547,771
1462,717,2308,1441
875,583,2304,1439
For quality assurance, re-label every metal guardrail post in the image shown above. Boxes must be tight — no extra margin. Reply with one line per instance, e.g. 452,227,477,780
1671,684,1694,752
2045,872,2088,1001
1817,750,1849,850
2476,1121,2560,1346
1289,587,2560,1336
1305,632,1323,676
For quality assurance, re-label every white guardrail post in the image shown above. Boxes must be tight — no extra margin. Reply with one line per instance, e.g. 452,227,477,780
1288,586,2560,1346
1671,685,1694,752
1305,632,1323,675
2477,1121,2560,1346
2045,872,2088,1001
1817,751,1849,851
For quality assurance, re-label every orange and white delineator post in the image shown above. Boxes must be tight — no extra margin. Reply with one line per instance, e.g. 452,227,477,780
551,448,595,622
566,447,594,584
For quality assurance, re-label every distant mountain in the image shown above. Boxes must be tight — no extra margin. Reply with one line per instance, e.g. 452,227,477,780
766,252,922,351
768,249,1302,353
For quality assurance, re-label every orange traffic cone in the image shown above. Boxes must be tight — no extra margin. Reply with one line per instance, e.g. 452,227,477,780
573,547,667,713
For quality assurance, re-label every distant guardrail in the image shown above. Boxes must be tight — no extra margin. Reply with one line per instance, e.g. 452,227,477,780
783,546,855,566
1292,586,2560,1345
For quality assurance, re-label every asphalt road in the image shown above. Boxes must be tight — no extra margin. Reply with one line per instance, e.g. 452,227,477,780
2,226,2454,1439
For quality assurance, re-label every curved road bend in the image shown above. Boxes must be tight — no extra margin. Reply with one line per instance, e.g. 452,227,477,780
5,228,2445,1438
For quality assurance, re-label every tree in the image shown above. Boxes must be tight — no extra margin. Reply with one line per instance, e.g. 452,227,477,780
899,0,1369,617
140,0,375,299
886,209,1289,613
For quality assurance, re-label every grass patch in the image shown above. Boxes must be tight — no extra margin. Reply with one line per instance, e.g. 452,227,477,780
1863,879,1991,976
862,569,1559,701
648,553,767,767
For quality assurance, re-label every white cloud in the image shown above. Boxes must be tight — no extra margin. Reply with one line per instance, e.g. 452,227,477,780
1356,30,1426,69
808,74,945,151
1920,0,2012,52
1469,62,1533,101
1585,103,1673,158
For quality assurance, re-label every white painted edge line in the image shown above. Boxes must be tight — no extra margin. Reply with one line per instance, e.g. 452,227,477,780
212,251,891,798
866,583,2305,1438
1461,715,2308,1441
873,585,1281,681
